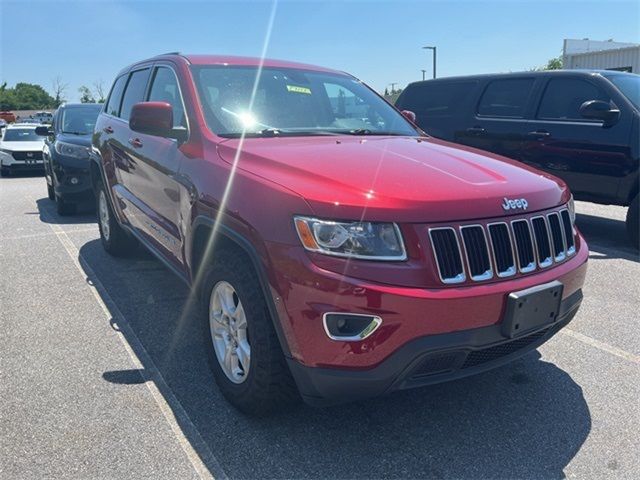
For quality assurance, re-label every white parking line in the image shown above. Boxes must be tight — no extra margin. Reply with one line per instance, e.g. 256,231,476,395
41,210,227,480
561,328,640,364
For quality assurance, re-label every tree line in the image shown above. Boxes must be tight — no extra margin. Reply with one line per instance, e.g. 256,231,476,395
0,77,107,110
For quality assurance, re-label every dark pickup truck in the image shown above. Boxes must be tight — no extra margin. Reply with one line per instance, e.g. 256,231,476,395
396,70,639,248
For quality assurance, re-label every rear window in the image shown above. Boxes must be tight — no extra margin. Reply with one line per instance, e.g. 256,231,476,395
398,81,478,117
537,78,609,120
106,75,127,117
120,69,151,121
477,78,535,118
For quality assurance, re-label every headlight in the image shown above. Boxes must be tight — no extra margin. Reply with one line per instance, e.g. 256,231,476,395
567,194,576,224
294,216,407,261
55,141,90,159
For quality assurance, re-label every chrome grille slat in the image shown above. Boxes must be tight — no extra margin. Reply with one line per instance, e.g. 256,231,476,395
460,225,493,281
429,209,577,285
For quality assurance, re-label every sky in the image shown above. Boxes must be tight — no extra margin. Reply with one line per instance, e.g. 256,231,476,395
1,0,638,102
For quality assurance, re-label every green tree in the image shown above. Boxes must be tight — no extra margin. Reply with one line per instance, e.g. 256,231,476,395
533,55,563,71
0,83,56,110
78,85,96,103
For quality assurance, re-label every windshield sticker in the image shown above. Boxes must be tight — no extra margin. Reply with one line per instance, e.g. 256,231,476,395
286,85,311,95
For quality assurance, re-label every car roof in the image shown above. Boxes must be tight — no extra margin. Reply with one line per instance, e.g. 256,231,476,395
118,53,348,77
405,69,630,87
7,123,39,129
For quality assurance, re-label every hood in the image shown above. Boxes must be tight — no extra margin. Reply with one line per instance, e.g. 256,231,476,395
0,140,44,152
217,136,569,222
55,132,92,147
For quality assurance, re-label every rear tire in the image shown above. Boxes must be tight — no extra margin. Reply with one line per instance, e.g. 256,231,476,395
96,181,138,256
626,194,639,249
201,251,298,415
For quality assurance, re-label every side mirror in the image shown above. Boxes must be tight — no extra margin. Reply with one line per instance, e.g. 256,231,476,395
129,102,187,141
579,100,620,127
35,126,52,136
401,110,417,124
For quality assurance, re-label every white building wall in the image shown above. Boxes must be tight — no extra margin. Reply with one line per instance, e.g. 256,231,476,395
564,46,640,73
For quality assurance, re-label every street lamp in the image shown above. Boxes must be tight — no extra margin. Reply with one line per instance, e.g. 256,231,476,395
421,69,427,81
422,46,437,79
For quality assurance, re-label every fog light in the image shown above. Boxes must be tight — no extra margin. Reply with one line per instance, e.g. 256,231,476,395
323,313,382,341
70,177,79,185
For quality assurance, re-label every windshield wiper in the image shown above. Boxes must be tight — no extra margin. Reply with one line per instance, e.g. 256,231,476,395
347,129,405,136
62,131,88,135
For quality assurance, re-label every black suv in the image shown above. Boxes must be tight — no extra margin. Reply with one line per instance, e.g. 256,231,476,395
36,103,103,215
396,70,639,247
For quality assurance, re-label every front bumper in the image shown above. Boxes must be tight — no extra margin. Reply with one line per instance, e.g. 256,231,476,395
51,163,93,201
289,288,582,406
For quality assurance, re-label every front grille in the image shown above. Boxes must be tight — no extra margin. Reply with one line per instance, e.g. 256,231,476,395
12,151,43,161
512,219,536,272
461,327,550,369
531,217,552,267
460,226,492,280
429,228,465,283
547,213,566,261
429,208,576,284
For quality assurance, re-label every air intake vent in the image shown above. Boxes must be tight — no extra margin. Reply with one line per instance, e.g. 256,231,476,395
429,228,465,284
547,213,566,261
488,223,516,277
560,210,576,255
511,220,536,272
531,217,552,267
460,226,492,280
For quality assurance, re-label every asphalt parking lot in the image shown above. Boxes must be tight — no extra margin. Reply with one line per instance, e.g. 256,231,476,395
1,174,639,479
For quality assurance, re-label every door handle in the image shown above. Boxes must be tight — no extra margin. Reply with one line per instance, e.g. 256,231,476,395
103,126,114,134
527,130,550,139
466,126,486,135
128,137,143,148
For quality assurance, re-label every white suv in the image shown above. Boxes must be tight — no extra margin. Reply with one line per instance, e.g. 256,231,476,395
0,124,46,177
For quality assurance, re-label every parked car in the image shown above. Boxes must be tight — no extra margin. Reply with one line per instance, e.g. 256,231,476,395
0,123,45,176
396,70,639,248
92,54,588,414
35,103,102,215
0,119,7,131
32,111,54,124
0,111,16,123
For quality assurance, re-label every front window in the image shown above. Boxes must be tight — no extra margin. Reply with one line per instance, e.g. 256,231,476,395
604,73,640,109
2,129,40,141
60,105,102,135
192,66,418,137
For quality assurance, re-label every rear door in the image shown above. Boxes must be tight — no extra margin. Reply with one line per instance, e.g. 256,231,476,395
117,64,189,269
522,75,633,202
455,77,538,161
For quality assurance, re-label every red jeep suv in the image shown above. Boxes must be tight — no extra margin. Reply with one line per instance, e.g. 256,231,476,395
92,53,588,414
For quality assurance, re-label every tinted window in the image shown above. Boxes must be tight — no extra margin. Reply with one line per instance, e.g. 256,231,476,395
537,78,609,120
106,75,127,117
477,78,535,118
148,67,186,128
120,69,150,121
604,73,639,109
398,81,478,117
60,105,102,135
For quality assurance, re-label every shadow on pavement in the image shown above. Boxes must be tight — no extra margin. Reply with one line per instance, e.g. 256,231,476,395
81,238,591,479
35,197,96,225
576,212,639,262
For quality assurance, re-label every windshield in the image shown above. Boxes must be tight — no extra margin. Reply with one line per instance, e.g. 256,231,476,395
604,73,640,109
192,66,418,137
2,129,41,141
60,105,102,134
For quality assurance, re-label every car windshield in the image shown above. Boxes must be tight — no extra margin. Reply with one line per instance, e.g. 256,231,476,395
2,129,40,141
192,66,418,137
604,73,640,109
60,105,102,134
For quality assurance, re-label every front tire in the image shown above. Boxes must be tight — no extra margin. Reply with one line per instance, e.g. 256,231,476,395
626,194,639,249
55,193,75,216
47,180,55,200
96,182,138,256
202,251,298,415
0,167,9,177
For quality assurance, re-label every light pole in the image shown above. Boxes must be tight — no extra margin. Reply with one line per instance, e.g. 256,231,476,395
422,46,437,79
421,69,427,81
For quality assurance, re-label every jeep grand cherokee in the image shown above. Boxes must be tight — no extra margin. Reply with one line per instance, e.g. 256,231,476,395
91,53,588,414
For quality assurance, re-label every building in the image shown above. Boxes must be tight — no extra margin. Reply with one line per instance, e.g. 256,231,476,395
563,39,640,73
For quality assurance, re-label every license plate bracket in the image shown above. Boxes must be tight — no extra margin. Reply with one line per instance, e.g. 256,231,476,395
501,281,564,339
